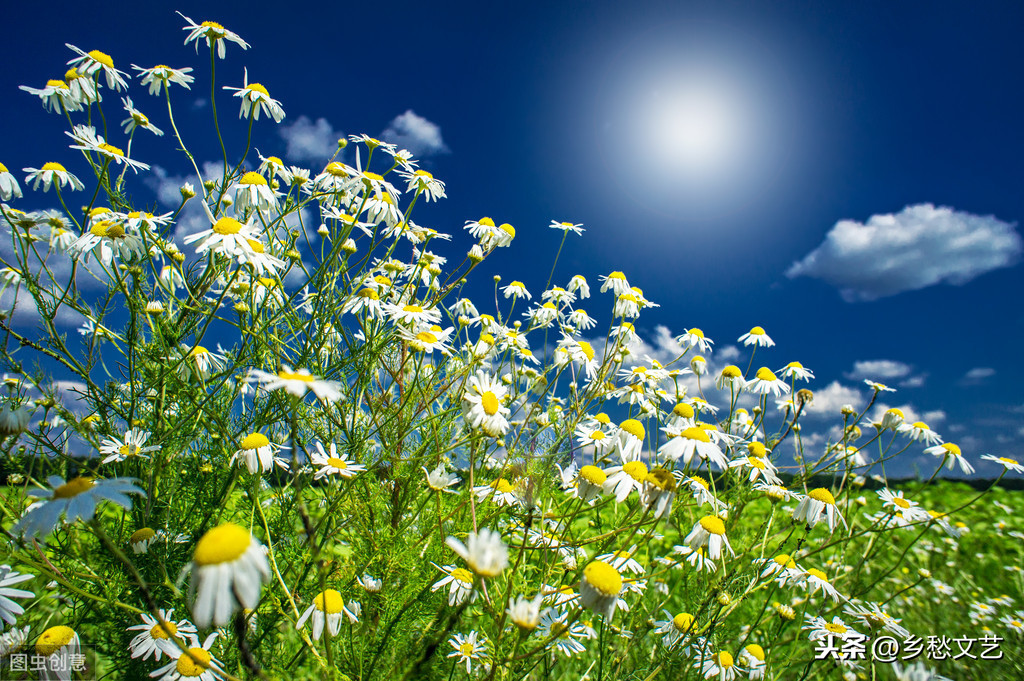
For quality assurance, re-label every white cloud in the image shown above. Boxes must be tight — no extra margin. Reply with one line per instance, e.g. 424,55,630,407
961,367,995,384
279,116,342,164
844,360,911,381
380,110,449,158
804,381,863,418
786,203,1022,301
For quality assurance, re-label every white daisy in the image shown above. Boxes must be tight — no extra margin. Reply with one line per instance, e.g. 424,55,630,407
295,589,359,640
684,515,734,561
178,13,250,59
445,528,508,578
0,566,33,631
245,366,343,403
231,432,289,474
188,523,270,628
127,609,197,660
99,428,160,464
431,565,476,606
132,64,195,96
310,441,366,480
738,326,774,347
23,163,84,193
14,476,144,538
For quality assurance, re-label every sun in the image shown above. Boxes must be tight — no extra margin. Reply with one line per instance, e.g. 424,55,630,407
642,83,743,177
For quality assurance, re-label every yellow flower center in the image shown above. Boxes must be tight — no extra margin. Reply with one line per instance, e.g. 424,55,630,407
326,457,349,470
325,162,348,177
622,460,648,482
47,79,69,89
806,568,828,581
278,370,314,383
193,523,251,566
646,468,676,491
892,496,910,509
240,171,268,186
150,620,178,639
824,622,847,634
245,238,265,254
176,648,212,676
489,478,515,493
459,642,475,655
942,443,962,456
212,217,243,235
619,418,645,440
721,365,742,378
699,516,726,535
744,644,765,661
583,560,622,596
747,457,766,470
53,477,95,499
673,612,695,632
747,442,767,458
201,20,225,30
451,567,474,584
313,589,346,613
414,331,438,345
999,457,1019,465
362,171,385,182
673,403,694,419
41,162,67,172
88,50,114,68
130,527,156,544
755,367,777,381
680,426,711,443
808,488,836,505
358,288,379,300
480,391,500,416
414,169,433,178
580,465,607,485
690,475,709,490
589,430,606,441
36,626,76,656
240,432,270,450
499,223,515,237
246,83,270,96
99,143,124,157
774,554,796,568
749,326,765,335
716,651,734,668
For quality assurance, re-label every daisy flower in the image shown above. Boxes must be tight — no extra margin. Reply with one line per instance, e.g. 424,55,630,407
183,214,260,258
99,428,160,464
877,488,929,522
659,426,727,469
759,553,801,583
550,220,585,234
924,442,975,474
231,432,289,474
385,302,441,326
642,468,677,520
737,644,767,680
745,367,790,397
897,420,942,444
310,441,365,480
121,97,164,136
697,650,740,681
738,326,774,347
685,515,734,561
446,528,508,578
431,565,476,606
716,365,746,391
23,163,84,193
14,476,144,538
678,328,714,353
178,13,249,58
127,609,197,660
803,614,860,642
473,478,520,507
599,271,631,295
188,523,270,628
567,274,590,298
150,632,225,680
296,589,359,640
66,125,150,172
502,280,531,300
864,379,896,392
461,372,511,437
447,631,488,674
399,168,446,201
0,566,33,631
982,455,1024,473
728,456,782,485
65,44,130,90
538,609,588,656
423,464,459,492
0,163,23,201
615,419,646,461
400,325,453,355
653,611,698,649
798,568,843,602
132,64,194,96
792,488,847,532
34,626,81,680
129,527,159,554
19,79,79,113
70,219,147,265
843,600,910,639
245,366,343,403
580,560,623,619
602,457,649,503
232,171,278,213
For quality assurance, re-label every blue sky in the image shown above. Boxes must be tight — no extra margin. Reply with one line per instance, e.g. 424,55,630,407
4,0,1022,476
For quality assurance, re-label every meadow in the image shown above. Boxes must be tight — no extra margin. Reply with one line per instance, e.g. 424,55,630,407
0,14,1021,681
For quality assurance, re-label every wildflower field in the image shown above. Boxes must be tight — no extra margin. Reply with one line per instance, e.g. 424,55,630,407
1,13,1022,681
